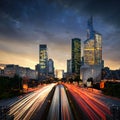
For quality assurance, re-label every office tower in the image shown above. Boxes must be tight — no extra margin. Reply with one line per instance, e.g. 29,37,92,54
39,44,48,75
94,33,102,65
35,64,40,80
71,38,81,75
84,17,102,66
84,38,96,65
82,17,102,83
48,59,54,77
67,59,72,73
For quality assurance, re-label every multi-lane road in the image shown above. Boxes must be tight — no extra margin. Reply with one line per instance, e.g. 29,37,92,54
0,83,56,120
47,84,74,120
64,83,120,120
0,83,120,120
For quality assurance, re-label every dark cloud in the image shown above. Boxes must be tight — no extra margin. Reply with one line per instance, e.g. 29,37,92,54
0,0,85,44
0,0,120,69
0,0,120,39
50,0,120,27
0,0,64,41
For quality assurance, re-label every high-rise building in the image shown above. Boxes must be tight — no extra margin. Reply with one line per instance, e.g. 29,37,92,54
39,44,48,76
94,33,102,65
71,38,81,76
35,64,40,80
84,39,95,65
48,59,54,77
84,17,102,66
67,59,72,73
82,17,102,83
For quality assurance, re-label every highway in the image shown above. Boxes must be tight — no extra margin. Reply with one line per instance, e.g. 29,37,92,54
1,83,120,120
47,84,74,120
64,83,120,120
8,83,56,120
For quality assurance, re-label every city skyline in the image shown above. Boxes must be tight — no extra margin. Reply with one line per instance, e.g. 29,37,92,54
0,0,120,71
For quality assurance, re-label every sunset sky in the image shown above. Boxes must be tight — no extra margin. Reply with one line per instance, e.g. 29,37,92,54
0,0,120,71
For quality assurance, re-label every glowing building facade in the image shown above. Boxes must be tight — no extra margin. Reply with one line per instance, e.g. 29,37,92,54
84,39,95,65
82,17,102,83
94,33,102,65
84,17,102,66
39,44,48,76
72,38,81,75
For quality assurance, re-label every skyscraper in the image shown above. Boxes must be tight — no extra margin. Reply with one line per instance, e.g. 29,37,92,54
84,39,95,65
72,38,81,76
84,17,102,66
87,16,95,39
82,17,102,83
67,59,72,73
48,59,54,77
39,44,48,76
94,33,102,65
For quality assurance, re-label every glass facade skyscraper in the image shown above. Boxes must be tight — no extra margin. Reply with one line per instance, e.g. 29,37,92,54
67,59,72,73
72,38,81,75
95,33,102,65
81,17,102,83
84,39,95,65
48,59,54,77
39,44,48,75
84,17,102,66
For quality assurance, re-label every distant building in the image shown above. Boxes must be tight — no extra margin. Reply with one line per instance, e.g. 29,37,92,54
35,64,40,80
39,44,48,80
71,38,81,76
84,17,102,66
18,67,27,78
0,64,37,79
39,44,48,74
0,64,6,76
94,33,102,65
48,59,54,77
81,17,102,83
56,69,64,79
25,68,37,80
67,59,72,73
102,67,120,80
4,64,19,78
0,69,4,76
81,64,102,83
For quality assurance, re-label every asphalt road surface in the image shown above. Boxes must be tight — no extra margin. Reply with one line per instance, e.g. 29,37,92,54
47,84,74,120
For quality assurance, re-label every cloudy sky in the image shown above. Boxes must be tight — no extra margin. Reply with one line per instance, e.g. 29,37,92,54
0,0,120,71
